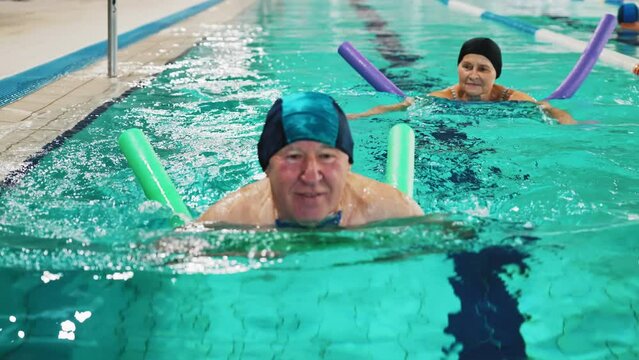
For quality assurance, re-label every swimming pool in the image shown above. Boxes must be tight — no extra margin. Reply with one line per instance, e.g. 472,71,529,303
1,0,638,358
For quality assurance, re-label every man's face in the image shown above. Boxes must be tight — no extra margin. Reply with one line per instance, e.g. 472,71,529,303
266,140,350,224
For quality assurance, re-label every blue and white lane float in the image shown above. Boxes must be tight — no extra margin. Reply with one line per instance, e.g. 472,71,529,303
439,0,638,74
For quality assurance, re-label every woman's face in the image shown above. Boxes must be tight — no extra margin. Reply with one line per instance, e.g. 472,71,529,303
457,54,497,99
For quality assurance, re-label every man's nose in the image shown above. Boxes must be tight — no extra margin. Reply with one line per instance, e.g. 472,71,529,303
300,157,322,183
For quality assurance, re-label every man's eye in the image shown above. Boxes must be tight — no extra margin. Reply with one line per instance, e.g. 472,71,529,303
319,153,336,161
286,153,302,161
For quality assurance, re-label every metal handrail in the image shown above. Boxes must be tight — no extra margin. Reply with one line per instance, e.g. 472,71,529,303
108,0,117,77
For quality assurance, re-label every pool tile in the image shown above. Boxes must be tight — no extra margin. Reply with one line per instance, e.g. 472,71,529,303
0,129,34,153
0,121,19,138
4,97,53,114
0,107,32,123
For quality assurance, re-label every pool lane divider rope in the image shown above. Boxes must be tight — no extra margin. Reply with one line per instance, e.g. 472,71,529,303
0,0,223,108
386,124,415,198
438,0,638,74
118,128,193,227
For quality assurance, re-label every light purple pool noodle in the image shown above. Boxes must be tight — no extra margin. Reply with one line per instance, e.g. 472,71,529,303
338,41,406,97
544,14,616,100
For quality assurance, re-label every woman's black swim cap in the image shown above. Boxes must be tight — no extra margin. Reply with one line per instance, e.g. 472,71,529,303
457,37,503,78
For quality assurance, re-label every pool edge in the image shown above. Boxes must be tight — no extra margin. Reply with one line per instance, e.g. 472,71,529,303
0,0,259,186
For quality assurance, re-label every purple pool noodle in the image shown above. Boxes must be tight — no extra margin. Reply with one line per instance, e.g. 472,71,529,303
544,14,616,100
338,41,406,97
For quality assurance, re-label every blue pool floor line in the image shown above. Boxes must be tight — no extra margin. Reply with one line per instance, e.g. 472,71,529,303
0,0,222,108
438,0,638,73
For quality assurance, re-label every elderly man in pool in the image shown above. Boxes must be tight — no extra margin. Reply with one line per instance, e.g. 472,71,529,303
349,37,577,124
198,92,424,228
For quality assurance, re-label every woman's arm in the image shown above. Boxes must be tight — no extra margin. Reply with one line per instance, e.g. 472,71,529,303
347,97,414,120
537,101,577,125
509,90,577,125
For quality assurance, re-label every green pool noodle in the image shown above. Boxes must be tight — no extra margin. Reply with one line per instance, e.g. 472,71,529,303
118,128,193,226
385,123,415,198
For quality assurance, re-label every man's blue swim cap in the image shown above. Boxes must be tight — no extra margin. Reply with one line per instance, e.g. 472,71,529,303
257,92,354,171
618,3,639,24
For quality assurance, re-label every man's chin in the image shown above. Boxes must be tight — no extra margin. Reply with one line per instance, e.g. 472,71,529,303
464,88,482,96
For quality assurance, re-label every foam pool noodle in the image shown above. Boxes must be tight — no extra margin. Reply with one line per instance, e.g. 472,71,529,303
544,14,616,100
118,128,193,227
386,124,415,198
338,41,406,97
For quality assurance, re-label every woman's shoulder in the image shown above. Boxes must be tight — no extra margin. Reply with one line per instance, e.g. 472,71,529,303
492,84,536,102
429,86,455,99
507,89,536,102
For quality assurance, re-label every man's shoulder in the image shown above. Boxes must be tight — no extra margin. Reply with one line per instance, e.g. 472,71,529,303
198,178,274,225
216,177,270,205
346,172,395,195
344,173,424,221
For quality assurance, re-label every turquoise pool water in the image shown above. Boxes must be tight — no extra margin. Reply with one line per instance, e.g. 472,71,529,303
1,0,638,358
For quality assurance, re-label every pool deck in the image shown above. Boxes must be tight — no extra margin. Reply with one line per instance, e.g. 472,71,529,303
0,0,258,183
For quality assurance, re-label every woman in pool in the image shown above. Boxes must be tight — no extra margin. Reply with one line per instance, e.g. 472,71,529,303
348,37,577,124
